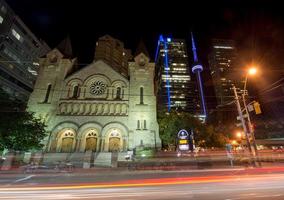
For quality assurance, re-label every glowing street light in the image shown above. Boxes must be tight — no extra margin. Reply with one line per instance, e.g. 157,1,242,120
236,131,242,139
248,67,257,76
233,65,260,167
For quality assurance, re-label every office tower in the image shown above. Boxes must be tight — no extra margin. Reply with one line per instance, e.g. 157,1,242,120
0,0,50,101
155,35,199,114
208,39,238,106
94,35,132,77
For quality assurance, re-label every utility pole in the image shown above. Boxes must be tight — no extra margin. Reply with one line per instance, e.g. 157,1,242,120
242,93,261,167
232,85,255,166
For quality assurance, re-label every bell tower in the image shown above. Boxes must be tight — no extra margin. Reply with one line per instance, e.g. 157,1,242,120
128,41,161,149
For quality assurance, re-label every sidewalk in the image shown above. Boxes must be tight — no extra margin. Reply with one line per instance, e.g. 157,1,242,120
1,160,284,175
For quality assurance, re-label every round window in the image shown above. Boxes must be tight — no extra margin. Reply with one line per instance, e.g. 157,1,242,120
90,81,107,95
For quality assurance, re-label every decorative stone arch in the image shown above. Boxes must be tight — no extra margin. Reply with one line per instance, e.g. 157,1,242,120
79,129,99,152
77,122,103,152
49,122,79,152
111,80,128,100
111,79,127,88
66,78,83,86
101,122,129,152
84,74,112,87
67,79,83,97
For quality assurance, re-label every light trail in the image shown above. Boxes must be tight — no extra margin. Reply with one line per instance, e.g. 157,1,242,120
1,173,284,191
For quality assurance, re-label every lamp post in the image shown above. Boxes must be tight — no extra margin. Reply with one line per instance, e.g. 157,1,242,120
232,85,254,160
242,68,261,166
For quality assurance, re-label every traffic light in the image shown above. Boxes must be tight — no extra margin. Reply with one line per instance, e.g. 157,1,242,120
253,101,261,114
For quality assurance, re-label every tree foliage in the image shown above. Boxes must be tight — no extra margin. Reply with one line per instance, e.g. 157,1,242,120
0,88,46,151
158,110,227,149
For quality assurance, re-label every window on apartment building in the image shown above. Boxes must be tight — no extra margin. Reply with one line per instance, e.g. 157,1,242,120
44,84,52,103
11,29,23,42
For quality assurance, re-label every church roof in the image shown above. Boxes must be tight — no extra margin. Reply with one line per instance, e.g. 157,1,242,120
57,36,73,58
134,40,150,58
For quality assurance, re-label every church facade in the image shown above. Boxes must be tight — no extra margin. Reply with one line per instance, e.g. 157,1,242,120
28,36,161,153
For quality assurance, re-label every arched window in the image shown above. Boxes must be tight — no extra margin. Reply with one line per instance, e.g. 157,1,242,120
72,85,79,98
140,87,144,104
44,84,51,103
116,87,121,99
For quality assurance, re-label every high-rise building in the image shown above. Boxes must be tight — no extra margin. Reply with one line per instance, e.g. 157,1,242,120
155,35,199,114
208,39,238,106
208,39,240,123
0,0,50,102
94,35,132,77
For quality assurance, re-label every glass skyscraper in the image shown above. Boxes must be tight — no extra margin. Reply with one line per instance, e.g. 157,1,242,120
208,39,238,106
155,36,199,114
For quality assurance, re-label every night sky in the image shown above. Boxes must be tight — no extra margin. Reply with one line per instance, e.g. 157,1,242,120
6,0,284,115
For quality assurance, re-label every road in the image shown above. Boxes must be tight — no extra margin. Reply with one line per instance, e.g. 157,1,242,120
1,166,284,199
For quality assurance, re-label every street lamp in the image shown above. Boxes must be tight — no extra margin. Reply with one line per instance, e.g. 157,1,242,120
236,131,242,139
232,66,260,167
242,67,261,166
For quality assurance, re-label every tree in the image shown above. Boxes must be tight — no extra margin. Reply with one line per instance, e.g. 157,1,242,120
0,88,46,152
158,110,227,149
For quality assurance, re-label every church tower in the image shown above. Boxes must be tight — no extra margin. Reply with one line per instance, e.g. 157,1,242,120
128,41,161,149
28,37,76,125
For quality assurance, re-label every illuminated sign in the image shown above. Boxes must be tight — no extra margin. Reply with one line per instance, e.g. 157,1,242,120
179,144,189,151
179,139,188,144
177,129,189,139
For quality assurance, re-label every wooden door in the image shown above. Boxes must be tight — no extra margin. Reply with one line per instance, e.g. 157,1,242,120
61,138,73,152
85,137,97,152
109,137,120,152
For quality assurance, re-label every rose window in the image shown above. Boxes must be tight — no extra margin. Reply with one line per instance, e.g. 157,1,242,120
90,81,106,95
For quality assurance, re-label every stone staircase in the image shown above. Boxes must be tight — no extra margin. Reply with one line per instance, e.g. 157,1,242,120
94,152,112,167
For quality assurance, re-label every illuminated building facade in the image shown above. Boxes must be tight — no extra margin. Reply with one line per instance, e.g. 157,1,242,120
155,35,199,114
28,35,161,166
208,39,238,106
0,0,50,102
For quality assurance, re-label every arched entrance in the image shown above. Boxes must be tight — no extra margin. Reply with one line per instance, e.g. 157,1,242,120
109,137,120,152
60,130,75,153
85,130,98,152
108,129,122,152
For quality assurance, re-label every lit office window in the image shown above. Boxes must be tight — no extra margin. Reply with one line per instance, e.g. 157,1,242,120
11,29,22,42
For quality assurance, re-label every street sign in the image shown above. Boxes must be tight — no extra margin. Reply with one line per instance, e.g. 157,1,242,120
237,114,248,120
177,129,190,151
179,139,188,145
247,104,254,112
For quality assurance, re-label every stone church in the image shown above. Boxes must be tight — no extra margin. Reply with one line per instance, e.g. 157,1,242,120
28,35,161,156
